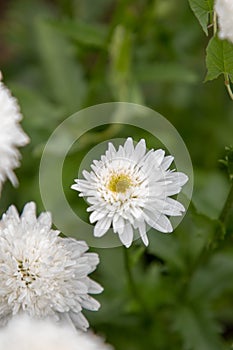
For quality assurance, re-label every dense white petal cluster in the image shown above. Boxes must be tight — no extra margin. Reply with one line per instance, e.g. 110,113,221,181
0,73,29,193
72,138,188,247
0,315,113,350
215,0,233,43
0,202,103,330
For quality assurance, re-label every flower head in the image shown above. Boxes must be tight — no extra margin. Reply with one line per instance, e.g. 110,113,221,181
72,138,188,247
215,0,233,43
0,315,113,350
0,202,103,330
0,72,29,193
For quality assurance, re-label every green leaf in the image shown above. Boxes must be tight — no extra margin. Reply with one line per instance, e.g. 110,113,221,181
49,19,108,48
129,245,146,267
109,25,132,82
205,36,233,82
35,19,87,113
135,63,198,83
188,0,214,35
173,304,223,350
189,253,233,301
108,25,143,102
147,232,185,271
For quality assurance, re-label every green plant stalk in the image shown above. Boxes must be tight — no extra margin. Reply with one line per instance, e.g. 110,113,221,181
212,11,233,100
123,247,149,315
224,73,233,101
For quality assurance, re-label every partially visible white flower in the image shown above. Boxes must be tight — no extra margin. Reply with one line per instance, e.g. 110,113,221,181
0,202,103,331
0,72,29,193
72,138,188,248
0,315,113,350
215,0,233,43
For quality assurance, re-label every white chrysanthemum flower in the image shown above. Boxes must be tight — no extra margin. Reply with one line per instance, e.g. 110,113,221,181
215,0,233,43
0,72,29,193
0,315,113,350
0,202,103,331
72,138,188,248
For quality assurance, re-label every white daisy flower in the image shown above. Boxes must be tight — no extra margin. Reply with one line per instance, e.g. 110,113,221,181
215,0,233,43
71,138,188,248
0,202,103,331
0,72,29,193
0,314,113,350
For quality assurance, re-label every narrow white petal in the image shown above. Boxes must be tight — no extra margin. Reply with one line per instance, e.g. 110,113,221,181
166,172,188,187
119,223,134,248
87,279,104,294
112,215,125,234
124,137,134,157
153,149,165,166
134,139,146,161
70,312,89,331
161,155,174,171
137,221,149,246
117,145,125,157
144,211,173,233
5,205,19,222
93,217,112,237
38,212,52,227
163,197,185,216
80,295,100,311
21,202,37,224
89,210,106,223
107,142,116,158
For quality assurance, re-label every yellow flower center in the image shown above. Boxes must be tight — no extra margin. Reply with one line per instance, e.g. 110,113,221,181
108,173,132,193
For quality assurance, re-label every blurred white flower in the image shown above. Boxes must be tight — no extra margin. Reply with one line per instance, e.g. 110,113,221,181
0,314,113,350
72,138,188,248
215,0,233,43
0,72,29,193
0,202,103,330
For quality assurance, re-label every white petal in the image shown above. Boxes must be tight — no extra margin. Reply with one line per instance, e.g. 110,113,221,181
89,210,106,223
153,149,165,166
38,211,52,227
137,220,149,246
117,145,125,158
119,223,134,248
87,279,104,294
106,142,116,158
70,312,89,331
124,137,134,157
161,155,174,171
144,211,173,233
21,202,37,224
80,295,100,311
5,205,19,222
166,172,188,187
134,139,146,161
93,217,112,237
163,197,185,216
112,215,125,234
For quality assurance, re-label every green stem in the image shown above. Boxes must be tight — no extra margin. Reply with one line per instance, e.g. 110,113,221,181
224,74,233,101
212,12,233,101
123,247,149,314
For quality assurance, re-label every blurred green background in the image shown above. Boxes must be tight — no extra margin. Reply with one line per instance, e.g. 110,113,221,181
0,0,233,349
